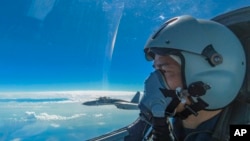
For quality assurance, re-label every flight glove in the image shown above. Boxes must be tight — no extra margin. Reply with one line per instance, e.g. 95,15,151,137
152,117,174,141
139,70,176,141
139,70,173,117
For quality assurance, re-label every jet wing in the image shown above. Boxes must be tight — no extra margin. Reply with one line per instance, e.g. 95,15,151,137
114,102,139,110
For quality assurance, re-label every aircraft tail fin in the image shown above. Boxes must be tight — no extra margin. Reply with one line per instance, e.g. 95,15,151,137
130,91,140,103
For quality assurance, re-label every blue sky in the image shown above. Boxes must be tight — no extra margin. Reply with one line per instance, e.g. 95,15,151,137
0,0,249,92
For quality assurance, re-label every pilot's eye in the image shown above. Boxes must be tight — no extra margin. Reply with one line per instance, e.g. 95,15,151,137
154,63,169,69
160,63,169,68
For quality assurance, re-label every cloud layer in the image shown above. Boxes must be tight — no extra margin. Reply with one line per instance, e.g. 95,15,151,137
25,111,86,121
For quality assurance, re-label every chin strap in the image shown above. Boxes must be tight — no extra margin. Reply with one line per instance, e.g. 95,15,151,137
175,97,209,120
159,88,181,116
159,88,209,120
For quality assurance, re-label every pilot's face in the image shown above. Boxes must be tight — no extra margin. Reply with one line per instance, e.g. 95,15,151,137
153,54,187,113
153,54,183,90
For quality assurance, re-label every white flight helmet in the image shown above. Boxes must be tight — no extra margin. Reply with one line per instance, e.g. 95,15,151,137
144,15,246,110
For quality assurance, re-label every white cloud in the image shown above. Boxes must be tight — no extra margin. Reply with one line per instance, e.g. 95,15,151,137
97,122,106,125
94,113,103,118
11,138,21,141
159,15,165,20
1,90,138,103
50,123,60,128
25,111,86,121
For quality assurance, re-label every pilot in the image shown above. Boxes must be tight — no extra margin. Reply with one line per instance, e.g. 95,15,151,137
137,15,250,141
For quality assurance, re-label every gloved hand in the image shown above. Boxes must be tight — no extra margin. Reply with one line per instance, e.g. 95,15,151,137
139,70,173,118
139,70,181,141
152,117,174,141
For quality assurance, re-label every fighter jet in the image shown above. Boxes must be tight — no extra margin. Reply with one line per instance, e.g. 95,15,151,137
82,91,140,110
